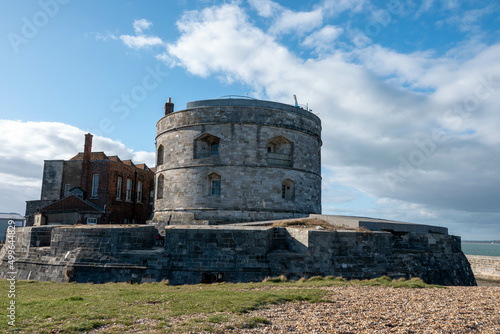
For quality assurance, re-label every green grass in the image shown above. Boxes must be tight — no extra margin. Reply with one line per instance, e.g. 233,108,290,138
0,276,441,333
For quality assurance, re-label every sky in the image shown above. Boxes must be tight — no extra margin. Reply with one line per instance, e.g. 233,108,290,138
0,0,499,240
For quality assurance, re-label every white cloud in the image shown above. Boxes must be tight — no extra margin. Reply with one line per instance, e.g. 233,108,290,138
112,18,165,50
321,0,367,15
302,25,344,51
160,2,500,239
445,6,496,33
0,120,154,215
248,0,281,18
133,19,153,34
269,8,324,35
93,31,118,41
120,34,164,49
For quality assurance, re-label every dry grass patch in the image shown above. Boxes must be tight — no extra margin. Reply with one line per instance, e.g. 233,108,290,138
270,218,370,231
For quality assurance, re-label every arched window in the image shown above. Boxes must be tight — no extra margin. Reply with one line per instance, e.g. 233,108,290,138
208,173,221,196
282,179,295,201
267,136,293,167
194,133,221,159
157,174,164,199
157,144,164,166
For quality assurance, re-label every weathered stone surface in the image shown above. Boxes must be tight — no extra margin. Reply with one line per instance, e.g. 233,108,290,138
0,222,476,286
466,255,500,281
153,99,322,223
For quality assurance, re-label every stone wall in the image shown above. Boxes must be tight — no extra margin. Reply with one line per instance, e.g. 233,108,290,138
40,160,64,201
0,224,475,286
466,255,500,281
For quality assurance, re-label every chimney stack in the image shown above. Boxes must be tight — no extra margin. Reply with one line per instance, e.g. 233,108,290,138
164,97,174,115
83,133,93,161
81,133,93,197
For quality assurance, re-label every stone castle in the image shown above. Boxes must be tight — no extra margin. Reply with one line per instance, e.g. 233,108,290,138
153,98,321,224
0,97,476,286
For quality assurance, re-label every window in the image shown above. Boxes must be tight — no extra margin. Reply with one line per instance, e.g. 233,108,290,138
281,179,295,201
126,179,132,201
116,177,122,200
124,218,129,224
87,218,97,225
157,174,164,199
267,136,293,167
150,190,154,204
91,174,99,197
194,133,221,158
210,142,219,156
208,173,221,196
137,181,143,202
64,184,71,197
157,144,164,165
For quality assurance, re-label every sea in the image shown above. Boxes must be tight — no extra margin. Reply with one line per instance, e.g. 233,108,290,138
461,243,500,257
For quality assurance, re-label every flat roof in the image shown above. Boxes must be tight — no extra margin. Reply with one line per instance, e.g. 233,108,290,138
185,98,321,124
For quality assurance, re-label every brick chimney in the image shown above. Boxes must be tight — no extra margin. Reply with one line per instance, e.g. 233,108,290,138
164,97,174,115
81,133,93,197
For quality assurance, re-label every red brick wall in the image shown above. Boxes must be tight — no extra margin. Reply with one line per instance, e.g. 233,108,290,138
89,160,154,224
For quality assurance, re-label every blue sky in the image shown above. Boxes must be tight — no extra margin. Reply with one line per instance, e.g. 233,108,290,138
1,0,499,240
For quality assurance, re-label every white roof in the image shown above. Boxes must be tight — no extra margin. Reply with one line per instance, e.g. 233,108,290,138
0,213,25,220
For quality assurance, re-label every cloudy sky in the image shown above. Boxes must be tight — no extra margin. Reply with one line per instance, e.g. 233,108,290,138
1,0,499,240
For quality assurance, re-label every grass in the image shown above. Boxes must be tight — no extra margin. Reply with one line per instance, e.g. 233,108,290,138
0,276,441,333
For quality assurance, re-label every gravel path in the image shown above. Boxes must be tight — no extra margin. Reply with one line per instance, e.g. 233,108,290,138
215,286,500,333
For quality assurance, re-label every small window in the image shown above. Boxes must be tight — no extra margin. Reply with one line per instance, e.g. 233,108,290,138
116,177,122,200
157,174,164,199
267,136,293,167
210,142,219,156
126,179,132,201
137,181,143,202
87,218,97,225
211,180,221,196
282,179,295,201
195,133,221,159
150,190,154,204
157,144,164,165
208,173,221,196
124,218,129,224
91,174,99,197
64,184,71,197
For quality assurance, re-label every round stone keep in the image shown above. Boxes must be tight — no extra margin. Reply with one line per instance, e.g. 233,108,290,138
153,98,322,223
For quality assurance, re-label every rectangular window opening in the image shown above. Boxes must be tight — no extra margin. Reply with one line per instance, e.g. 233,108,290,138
117,177,122,200
64,184,71,197
87,218,97,225
91,174,99,197
211,180,221,196
137,181,143,202
210,142,219,156
126,179,132,201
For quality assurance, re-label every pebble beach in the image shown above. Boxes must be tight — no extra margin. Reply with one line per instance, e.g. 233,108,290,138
225,285,500,333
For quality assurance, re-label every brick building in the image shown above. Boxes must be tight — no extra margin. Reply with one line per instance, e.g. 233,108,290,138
26,134,155,226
